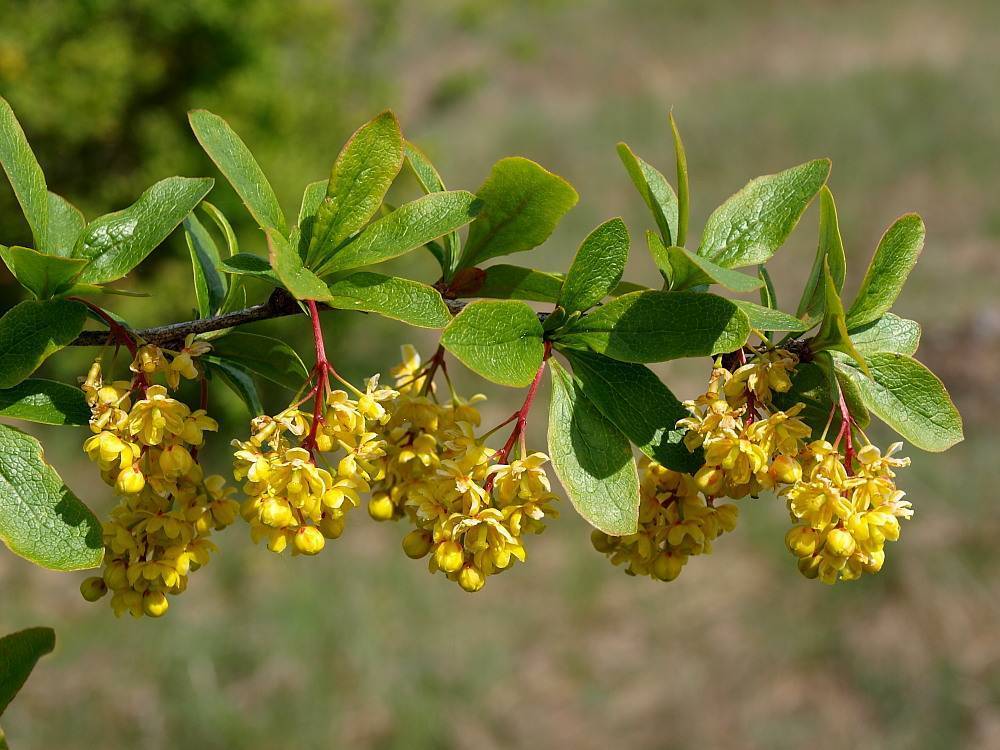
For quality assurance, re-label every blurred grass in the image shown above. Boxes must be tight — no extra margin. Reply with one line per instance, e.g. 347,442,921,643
2,1,999,748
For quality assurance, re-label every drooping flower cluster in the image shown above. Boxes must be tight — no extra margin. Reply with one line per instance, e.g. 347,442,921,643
593,347,813,582
370,346,558,592
78,337,238,618
233,376,396,556
782,439,912,584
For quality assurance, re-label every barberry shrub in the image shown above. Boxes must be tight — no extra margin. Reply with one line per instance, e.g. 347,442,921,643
0,96,963,715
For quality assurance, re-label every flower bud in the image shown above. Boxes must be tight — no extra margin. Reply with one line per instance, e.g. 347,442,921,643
319,515,345,539
80,576,108,602
142,590,169,618
104,560,129,590
294,526,326,555
652,552,685,582
824,528,857,558
590,529,614,553
159,445,194,477
785,525,819,557
862,548,885,574
260,498,294,528
402,529,433,559
115,466,146,495
458,564,485,593
770,455,802,485
367,492,395,521
693,465,725,495
434,540,465,573
797,554,821,579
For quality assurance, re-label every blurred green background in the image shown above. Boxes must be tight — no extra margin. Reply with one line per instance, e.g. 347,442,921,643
2,1,999,748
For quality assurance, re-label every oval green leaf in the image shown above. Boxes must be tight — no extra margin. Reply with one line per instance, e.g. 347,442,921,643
441,300,544,387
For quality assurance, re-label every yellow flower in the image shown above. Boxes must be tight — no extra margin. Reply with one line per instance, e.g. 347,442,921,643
127,385,190,446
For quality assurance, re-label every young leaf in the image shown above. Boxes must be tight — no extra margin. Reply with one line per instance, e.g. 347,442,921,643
835,352,963,452
46,192,85,257
669,112,690,247
220,252,279,284
699,158,831,268
848,313,921,356
0,424,103,570
475,264,564,302
295,179,328,256
0,246,87,299
405,141,460,274
73,176,214,284
204,357,263,415
184,213,227,317
617,143,678,245
0,299,86,388
555,290,749,363
758,266,777,308
200,201,239,257
306,112,404,266
327,272,451,329
188,109,286,235
732,300,810,333
0,627,55,717
547,360,639,535
0,97,48,252
458,157,578,269
648,233,763,293
797,186,846,319
563,349,700,473
0,379,90,425
810,260,869,374
316,191,480,275
558,218,630,314
209,332,308,391
268,229,333,302
440,300,544,387
845,213,925,329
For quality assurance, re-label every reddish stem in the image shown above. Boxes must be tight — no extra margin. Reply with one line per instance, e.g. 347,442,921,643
735,347,757,424
69,296,149,393
484,342,552,491
419,345,447,396
836,387,855,474
302,300,330,458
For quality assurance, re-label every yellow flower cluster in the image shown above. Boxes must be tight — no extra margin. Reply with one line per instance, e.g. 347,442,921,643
591,458,738,581
78,340,238,618
232,377,396,555
371,346,558,592
783,440,912,584
593,348,811,582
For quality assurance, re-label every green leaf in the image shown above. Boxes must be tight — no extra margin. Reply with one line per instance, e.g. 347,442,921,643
848,313,921,356
810,260,869,375
188,109,286,235
73,176,213,284
220,252,278,284
306,112,404,266
0,299,86,388
772,354,866,437
0,246,86,299
547,359,639,535
558,218,630,313
316,191,480,275
699,158,831,268
441,300,544,387
405,141,460,274
758,266,777,308
0,97,48,252
835,352,963,452
475,264,564,302
563,349,700,473
797,186,846,319
669,112,690,247
459,157,578,269
184,213,227,317
204,357,263,415
327,272,451,329
267,229,333,302
199,201,239,257
46,192,85,257
648,233,763,293
209,332,308,391
845,213,925,329
555,290,749,364
295,179,328,257
617,142,678,245
0,627,55,717
0,379,90,425
0,423,103,570
732,300,810,333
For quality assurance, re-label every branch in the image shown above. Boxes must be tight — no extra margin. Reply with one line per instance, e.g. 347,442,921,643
68,288,486,348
